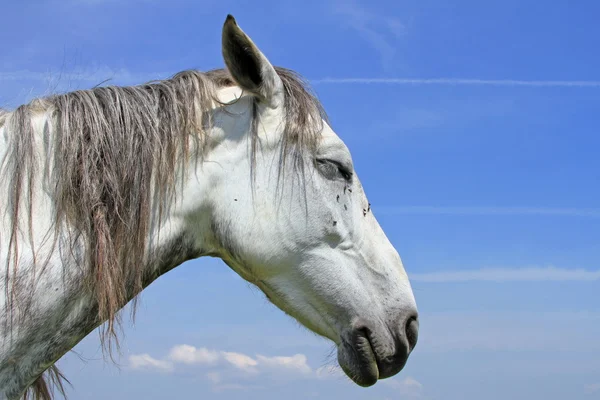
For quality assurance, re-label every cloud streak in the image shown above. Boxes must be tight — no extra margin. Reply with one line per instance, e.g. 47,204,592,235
311,77,600,88
331,0,405,70
411,266,600,283
5,69,600,90
375,205,600,217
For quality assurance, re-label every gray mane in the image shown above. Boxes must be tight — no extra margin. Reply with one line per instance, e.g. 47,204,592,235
1,66,327,353
0,108,8,126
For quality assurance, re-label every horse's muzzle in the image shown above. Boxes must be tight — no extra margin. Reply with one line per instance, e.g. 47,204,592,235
338,311,419,386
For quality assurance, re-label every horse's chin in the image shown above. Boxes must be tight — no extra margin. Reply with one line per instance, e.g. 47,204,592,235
337,331,380,387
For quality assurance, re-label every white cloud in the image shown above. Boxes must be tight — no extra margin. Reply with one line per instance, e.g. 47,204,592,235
411,266,600,283
222,351,259,372
168,345,220,365
128,353,173,372
130,344,325,388
256,354,312,374
312,77,600,88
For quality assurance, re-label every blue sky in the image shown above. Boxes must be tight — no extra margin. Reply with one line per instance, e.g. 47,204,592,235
2,0,600,399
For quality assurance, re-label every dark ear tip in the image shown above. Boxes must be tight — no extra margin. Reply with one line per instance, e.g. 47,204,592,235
225,14,237,26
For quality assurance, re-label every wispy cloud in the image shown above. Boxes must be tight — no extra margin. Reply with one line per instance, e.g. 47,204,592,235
222,351,259,373
128,353,174,372
312,77,600,87
411,266,600,283
256,354,312,374
375,205,600,217
130,344,424,393
129,344,313,378
381,377,424,399
331,0,406,70
168,344,220,365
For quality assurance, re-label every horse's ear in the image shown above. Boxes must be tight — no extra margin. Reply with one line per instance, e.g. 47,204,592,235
222,15,284,108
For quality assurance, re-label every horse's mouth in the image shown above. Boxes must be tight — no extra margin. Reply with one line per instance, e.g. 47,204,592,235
337,328,380,387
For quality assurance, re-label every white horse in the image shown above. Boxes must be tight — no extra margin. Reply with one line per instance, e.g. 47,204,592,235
0,15,418,399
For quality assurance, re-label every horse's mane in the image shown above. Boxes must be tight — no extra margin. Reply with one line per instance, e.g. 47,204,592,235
0,109,8,127
1,67,326,398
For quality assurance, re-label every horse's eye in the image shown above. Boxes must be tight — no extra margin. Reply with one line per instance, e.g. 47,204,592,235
338,166,352,181
316,159,353,182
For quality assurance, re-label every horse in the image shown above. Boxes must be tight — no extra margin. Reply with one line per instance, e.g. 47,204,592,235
0,15,419,399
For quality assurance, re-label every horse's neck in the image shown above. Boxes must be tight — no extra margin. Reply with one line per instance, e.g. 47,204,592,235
0,225,200,398
0,234,199,399
0,109,204,398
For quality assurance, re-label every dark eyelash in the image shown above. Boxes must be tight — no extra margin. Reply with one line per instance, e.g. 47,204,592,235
330,160,353,180
316,159,353,181
338,166,352,181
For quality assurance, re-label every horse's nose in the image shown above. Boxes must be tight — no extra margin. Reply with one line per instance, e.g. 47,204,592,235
378,312,419,379
405,314,419,352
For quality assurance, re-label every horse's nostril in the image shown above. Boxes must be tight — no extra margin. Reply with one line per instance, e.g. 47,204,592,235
405,315,419,352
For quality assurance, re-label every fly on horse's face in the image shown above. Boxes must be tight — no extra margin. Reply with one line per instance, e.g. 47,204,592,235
179,16,419,386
